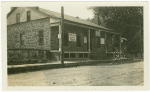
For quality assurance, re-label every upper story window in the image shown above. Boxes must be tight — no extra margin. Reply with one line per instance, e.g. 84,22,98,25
27,11,31,21
39,30,44,45
16,13,20,23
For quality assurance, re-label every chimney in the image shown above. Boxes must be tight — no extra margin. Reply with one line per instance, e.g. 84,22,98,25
95,12,100,25
11,7,39,11
32,7,39,10
11,7,17,10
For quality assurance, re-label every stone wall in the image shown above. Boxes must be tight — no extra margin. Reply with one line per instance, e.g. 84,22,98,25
7,17,52,63
7,17,51,50
7,50,47,59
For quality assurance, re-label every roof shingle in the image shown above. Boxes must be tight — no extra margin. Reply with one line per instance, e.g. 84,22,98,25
39,8,112,31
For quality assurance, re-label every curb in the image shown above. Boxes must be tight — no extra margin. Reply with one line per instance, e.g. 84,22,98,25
8,59,142,74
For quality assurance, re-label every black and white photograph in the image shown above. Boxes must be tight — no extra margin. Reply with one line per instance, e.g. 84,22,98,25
1,1,149,91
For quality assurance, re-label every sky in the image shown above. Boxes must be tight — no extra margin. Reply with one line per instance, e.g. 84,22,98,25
39,5,94,20
7,5,94,20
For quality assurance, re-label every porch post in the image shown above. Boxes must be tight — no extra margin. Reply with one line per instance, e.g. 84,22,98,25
88,29,91,52
119,34,121,57
105,32,107,53
112,34,114,58
88,29,91,58
59,24,61,52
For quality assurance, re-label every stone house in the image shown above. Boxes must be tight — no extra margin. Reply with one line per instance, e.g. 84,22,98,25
7,7,121,62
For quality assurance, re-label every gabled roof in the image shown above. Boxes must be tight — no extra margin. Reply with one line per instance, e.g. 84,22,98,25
7,7,18,18
7,7,113,31
38,8,112,31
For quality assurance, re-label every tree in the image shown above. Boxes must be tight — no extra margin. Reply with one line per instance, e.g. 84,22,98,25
88,7,143,54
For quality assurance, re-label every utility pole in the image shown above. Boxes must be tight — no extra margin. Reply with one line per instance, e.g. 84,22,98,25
60,6,64,64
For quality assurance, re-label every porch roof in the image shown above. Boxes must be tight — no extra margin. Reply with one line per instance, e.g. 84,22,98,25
39,8,113,31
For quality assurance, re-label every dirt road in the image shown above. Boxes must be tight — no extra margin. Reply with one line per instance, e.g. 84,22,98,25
8,61,144,86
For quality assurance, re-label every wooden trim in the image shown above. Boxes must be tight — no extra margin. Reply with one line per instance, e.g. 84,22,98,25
8,48,49,51
50,50,60,52
50,23,60,27
64,53,89,59
69,53,70,58
78,53,84,59
59,24,61,51
65,20,112,31
64,21,120,35
83,53,84,58
8,50,91,53
64,51,90,53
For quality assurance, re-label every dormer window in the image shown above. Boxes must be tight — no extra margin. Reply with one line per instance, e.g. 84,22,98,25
27,11,31,21
16,13,20,23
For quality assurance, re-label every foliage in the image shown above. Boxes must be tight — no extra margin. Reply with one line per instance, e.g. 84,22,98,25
87,7,143,53
88,7,143,29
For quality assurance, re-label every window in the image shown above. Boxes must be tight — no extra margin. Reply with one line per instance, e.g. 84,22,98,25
20,33,24,46
84,53,88,58
97,37,101,48
27,11,31,21
101,31,105,38
100,31,105,48
39,31,44,45
70,53,76,58
64,33,68,46
79,53,83,58
77,35,81,47
16,13,20,23
64,53,69,58
39,50,43,58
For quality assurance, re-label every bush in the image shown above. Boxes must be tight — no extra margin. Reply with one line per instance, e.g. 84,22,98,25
7,59,19,65
7,58,49,65
37,59,48,63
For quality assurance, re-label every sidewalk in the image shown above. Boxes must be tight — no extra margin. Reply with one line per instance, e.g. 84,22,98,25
7,58,143,74
8,59,113,68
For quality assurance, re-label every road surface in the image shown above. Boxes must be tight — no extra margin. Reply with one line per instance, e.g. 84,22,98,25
8,61,144,86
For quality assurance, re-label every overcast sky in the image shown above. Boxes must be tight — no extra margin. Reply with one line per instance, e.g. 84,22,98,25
7,5,94,20
39,5,94,20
